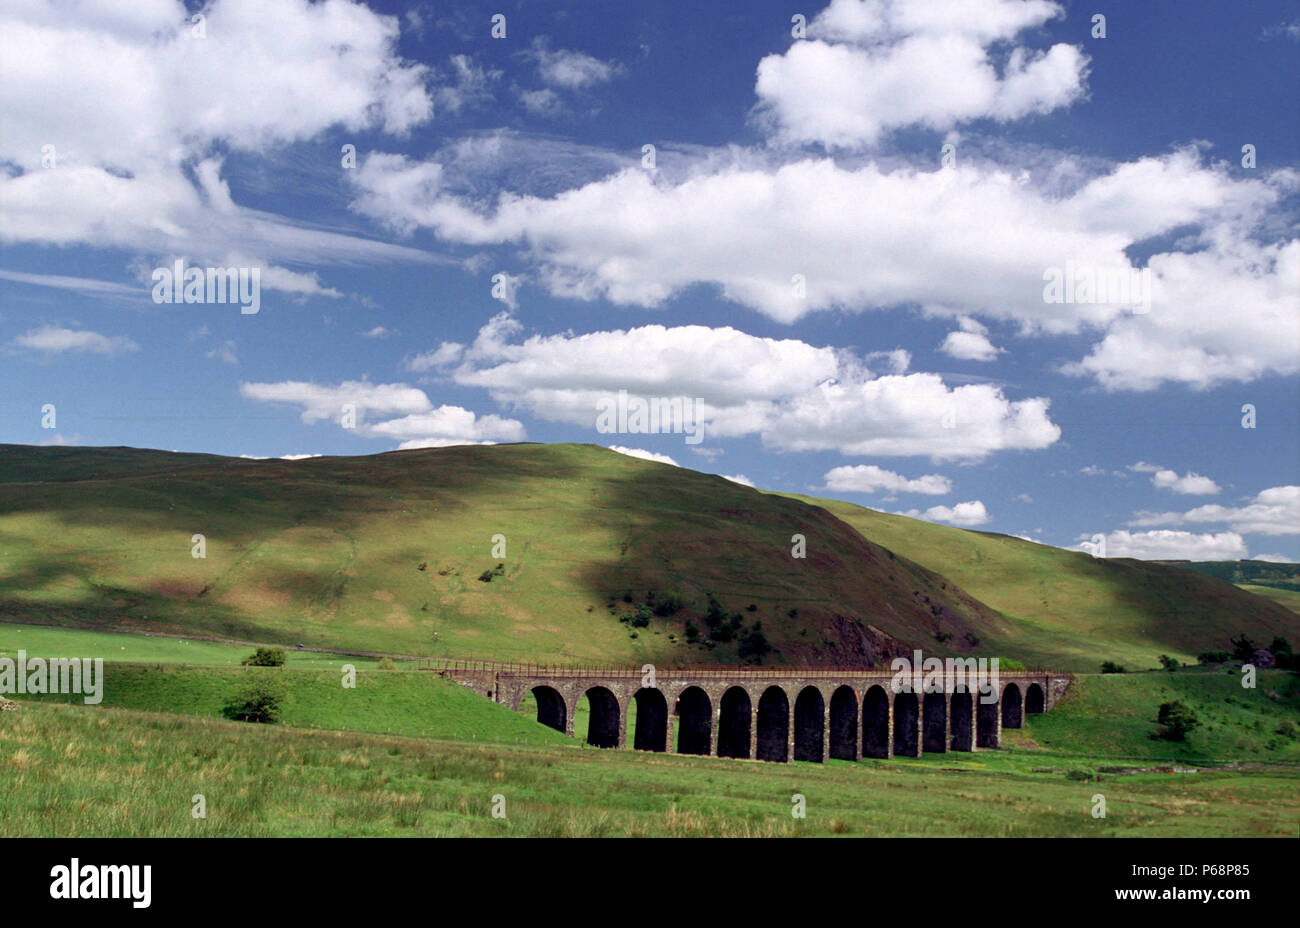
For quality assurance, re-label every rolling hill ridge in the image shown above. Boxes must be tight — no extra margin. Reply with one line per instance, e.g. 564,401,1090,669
1,442,1294,672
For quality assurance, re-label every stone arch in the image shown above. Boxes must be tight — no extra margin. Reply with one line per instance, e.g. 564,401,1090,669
717,687,753,759
580,686,620,748
675,686,712,755
632,687,668,752
949,688,974,752
794,686,825,763
1026,682,1045,715
529,685,567,734
893,690,919,757
922,690,948,753
976,685,999,748
756,686,790,762
1001,682,1023,730
862,686,890,758
829,685,858,761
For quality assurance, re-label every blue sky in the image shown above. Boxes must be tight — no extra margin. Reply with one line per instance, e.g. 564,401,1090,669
2,0,1297,560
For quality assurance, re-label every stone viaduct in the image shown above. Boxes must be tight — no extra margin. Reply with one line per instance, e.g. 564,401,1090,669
421,659,1072,763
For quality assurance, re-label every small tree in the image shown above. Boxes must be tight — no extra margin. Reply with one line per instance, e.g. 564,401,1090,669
1154,701,1200,741
1100,661,1125,674
241,647,286,667
224,677,286,724
1230,633,1256,662
1158,654,1180,672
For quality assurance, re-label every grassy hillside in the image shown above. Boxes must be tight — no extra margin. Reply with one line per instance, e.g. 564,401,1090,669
0,443,1003,667
1003,669,1300,764
1237,584,1300,615
791,494,1300,672
0,621,384,666
20,662,571,746
1164,559,1300,590
3,699,1295,837
3,441,1295,672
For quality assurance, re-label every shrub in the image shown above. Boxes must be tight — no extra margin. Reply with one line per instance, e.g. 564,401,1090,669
1198,650,1230,664
709,625,734,643
1275,720,1298,740
1158,654,1180,671
241,647,286,667
704,594,727,628
1100,661,1125,674
1154,701,1200,741
1230,633,1256,662
223,677,286,724
684,622,699,642
631,604,652,628
478,570,494,583
377,658,396,671
653,594,683,617
738,628,772,663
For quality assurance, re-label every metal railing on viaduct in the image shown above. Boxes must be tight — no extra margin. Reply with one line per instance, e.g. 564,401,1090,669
418,658,1073,763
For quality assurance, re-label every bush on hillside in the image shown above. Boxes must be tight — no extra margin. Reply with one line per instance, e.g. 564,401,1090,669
1158,654,1180,671
1153,701,1200,741
652,594,683,617
241,647,286,667
1100,661,1125,674
223,678,287,724
1230,633,1256,662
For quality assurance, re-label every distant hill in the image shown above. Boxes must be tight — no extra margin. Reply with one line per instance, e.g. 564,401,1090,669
785,493,1299,670
1156,559,1299,590
0,443,1003,668
1,442,1294,672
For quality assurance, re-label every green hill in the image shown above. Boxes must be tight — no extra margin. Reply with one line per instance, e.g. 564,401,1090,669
2,442,1295,672
0,442,1002,667
789,494,1300,671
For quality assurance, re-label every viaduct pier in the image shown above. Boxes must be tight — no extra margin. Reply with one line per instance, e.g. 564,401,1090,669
421,659,1072,763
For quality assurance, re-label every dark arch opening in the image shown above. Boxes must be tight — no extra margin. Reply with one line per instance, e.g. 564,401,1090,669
977,684,999,748
950,688,974,752
675,686,712,756
1001,683,1023,730
717,687,753,759
829,686,858,761
893,691,919,757
632,688,668,752
862,686,890,758
530,685,566,734
1026,683,1045,715
794,687,825,763
756,686,790,762
582,686,620,748
922,690,948,753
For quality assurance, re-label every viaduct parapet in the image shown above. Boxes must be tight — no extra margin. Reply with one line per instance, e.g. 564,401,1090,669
420,659,1072,763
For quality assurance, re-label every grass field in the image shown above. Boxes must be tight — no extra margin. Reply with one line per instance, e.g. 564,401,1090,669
1238,584,1300,615
0,621,384,667
19,661,570,746
2,699,1295,837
